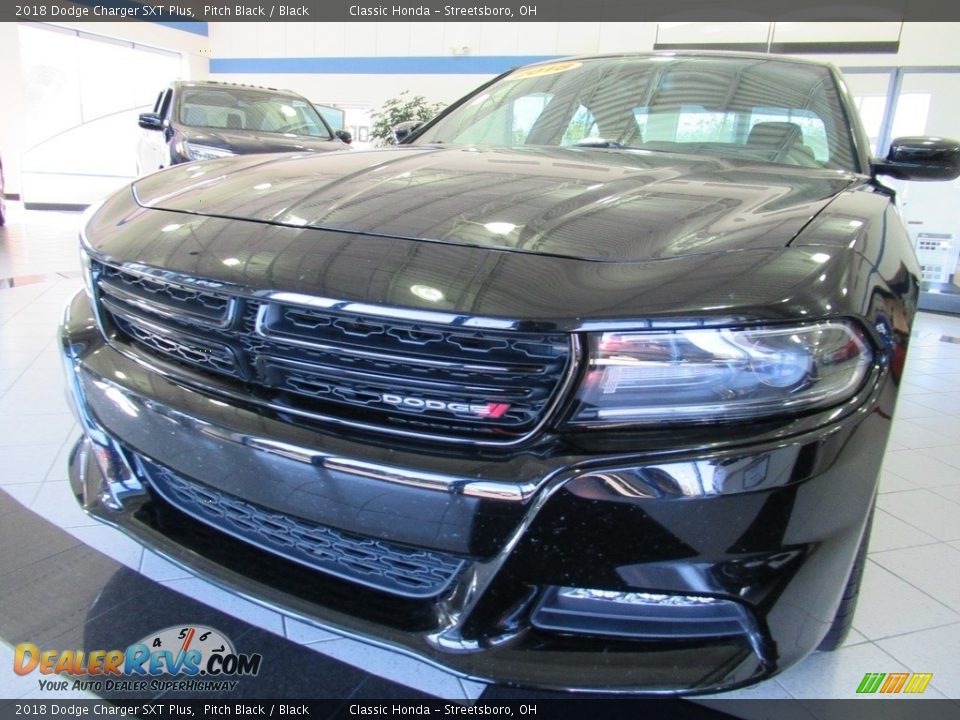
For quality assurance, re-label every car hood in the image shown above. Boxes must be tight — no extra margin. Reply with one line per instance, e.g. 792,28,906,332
132,145,859,262
179,127,345,154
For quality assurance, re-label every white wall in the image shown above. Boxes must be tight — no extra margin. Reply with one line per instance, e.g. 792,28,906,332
205,21,960,114
209,22,656,61
5,20,959,195
806,23,960,68
46,21,212,76
0,24,29,196
207,22,659,107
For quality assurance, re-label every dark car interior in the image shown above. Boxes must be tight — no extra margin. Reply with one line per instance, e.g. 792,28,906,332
422,57,854,171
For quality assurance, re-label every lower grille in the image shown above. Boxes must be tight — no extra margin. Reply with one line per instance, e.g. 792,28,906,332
138,456,467,598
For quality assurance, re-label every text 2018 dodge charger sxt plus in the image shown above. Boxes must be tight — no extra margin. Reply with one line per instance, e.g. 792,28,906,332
61,54,960,693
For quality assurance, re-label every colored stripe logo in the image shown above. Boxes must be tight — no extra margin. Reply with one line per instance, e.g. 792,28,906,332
857,672,933,694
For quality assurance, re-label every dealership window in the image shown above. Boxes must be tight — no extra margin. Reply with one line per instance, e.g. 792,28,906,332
17,24,182,206
846,68,960,314
890,92,932,137
447,90,534,145
511,94,552,143
852,95,887,155
674,107,737,143
560,105,599,145
890,77,960,313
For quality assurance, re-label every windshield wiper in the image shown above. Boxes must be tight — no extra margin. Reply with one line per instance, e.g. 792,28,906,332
572,138,630,149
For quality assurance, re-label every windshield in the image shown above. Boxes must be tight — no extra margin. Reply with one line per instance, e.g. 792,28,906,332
178,87,332,139
417,56,859,171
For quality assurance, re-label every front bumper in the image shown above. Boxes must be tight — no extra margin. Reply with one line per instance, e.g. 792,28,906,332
60,289,889,694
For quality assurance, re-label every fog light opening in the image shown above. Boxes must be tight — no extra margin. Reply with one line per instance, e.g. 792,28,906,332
531,586,754,641
88,437,144,511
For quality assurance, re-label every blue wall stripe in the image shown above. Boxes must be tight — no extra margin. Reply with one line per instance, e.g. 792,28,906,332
209,55,560,75
154,21,209,37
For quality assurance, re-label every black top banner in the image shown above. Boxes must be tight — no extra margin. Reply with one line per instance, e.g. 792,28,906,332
6,0,960,23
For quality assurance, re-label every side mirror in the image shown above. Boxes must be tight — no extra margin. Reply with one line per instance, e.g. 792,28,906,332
392,121,422,144
874,136,960,181
335,129,353,145
138,113,163,131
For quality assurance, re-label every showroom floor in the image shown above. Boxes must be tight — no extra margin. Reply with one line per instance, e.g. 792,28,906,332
1,203,959,710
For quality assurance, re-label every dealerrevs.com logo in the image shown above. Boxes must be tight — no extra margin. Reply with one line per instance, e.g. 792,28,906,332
14,625,262,693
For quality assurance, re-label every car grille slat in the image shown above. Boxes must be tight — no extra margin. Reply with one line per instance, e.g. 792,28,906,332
109,311,242,379
263,302,564,362
260,359,537,428
258,355,540,397
94,262,572,442
98,265,234,326
139,455,466,598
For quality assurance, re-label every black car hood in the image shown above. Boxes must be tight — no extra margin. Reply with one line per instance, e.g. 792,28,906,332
132,146,859,263
179,126,345,155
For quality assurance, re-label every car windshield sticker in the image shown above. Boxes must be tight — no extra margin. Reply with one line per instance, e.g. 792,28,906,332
510,61,582,80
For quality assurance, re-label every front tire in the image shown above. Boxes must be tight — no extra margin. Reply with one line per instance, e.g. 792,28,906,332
817,507,874,651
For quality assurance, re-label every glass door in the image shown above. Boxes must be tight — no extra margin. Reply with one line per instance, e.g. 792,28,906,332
841,69,894,156
889,72,960,313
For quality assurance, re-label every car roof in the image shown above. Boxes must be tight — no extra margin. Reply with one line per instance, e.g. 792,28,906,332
523,51,837,70
172,80,294,94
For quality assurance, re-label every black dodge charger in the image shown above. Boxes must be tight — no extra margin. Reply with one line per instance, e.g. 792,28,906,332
60,53,960,693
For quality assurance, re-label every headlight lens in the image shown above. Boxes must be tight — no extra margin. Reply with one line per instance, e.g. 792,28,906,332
182,143,235,162
569,322,872,425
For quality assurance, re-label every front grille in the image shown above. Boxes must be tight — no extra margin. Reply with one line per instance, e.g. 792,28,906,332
99,264,234,326
111,315,241,378
94,262,573,443
139,455,467,598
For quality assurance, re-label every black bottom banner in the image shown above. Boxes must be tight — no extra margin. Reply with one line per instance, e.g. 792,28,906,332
2,699,958,720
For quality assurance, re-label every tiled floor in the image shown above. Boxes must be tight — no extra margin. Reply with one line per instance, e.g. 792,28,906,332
0,489,432,703
1,202,959,708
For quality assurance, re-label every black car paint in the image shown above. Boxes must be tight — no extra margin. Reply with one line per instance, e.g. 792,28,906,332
63,54,926,693
132,146,857,262
102,149,901,334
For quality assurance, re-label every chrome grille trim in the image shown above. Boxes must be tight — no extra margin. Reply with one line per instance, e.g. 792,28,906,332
268,290,519,330
98,265,237,328
253,304,540,376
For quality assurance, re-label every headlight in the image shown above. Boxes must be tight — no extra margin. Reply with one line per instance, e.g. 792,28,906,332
568,322,873,425
182,143,235,162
